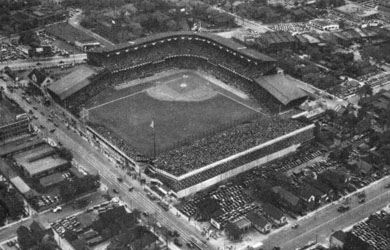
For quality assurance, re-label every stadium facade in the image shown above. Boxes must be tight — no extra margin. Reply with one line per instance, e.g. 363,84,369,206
54,31,314,197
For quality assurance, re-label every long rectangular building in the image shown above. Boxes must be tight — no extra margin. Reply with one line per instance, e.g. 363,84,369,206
0,94,30,142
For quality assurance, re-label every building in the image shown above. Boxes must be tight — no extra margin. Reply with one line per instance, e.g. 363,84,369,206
47,66,97,103
330,230,347,248
310,19,339,31
257,31,298,51
28,69,53,90
246,211,272,234
254,74,308,107
271,186,303,214
0,93,30,142
13,145,70,178
262,203,287,226
233,217,252,232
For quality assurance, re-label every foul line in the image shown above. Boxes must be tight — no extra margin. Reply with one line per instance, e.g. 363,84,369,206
87,90,146,111
217,91,268,116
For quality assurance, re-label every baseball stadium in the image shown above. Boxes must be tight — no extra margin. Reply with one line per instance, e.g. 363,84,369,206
48,31,314,198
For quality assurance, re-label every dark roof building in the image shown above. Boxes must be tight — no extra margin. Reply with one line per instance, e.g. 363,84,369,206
254,74,308,106
47,66,97,101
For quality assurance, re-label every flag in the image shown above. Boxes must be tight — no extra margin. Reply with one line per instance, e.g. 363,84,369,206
150,120,154,129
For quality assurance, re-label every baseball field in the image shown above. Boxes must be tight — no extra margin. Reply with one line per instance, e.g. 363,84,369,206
86,70,261,156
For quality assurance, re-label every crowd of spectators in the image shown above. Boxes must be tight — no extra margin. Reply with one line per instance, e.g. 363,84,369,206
90,38,273,79
155,116,307,176
158,128,314,192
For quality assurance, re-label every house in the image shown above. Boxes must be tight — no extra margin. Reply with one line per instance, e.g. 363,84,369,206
233,217,252,232
271,186,303,214
330,230,347,248
246,211,272,234
305,179,335,202
27,69,53,89
352,159,374,176
297,184,324,209
262,203,287,226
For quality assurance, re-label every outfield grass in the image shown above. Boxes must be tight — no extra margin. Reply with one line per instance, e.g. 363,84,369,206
89,95,258,156
87,71,259,156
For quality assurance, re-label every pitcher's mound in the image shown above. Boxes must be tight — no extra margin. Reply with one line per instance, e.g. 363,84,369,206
147,78,217,102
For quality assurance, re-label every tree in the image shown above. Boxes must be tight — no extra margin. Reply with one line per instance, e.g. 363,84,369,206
358,84,373,98
4,191,24,219
17,226,36,250
59,181,77,201
56,147,73,161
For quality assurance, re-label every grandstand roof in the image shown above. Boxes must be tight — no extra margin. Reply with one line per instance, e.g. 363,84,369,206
254,74,308,105
48,66,96,100
97,31,276,62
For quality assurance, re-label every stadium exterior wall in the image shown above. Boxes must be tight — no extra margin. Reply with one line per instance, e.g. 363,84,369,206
154,124,315,181
174,143,301,198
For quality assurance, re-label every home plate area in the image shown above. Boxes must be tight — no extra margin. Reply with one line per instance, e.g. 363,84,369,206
147,73,218,102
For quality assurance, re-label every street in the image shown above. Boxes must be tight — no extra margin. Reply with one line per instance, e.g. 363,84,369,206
262,176,390,250
0,82,209,250
0,54,87,71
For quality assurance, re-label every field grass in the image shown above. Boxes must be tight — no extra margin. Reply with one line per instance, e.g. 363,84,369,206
87,72,259,156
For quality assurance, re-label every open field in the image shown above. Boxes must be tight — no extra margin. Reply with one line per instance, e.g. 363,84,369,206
86,71,260,156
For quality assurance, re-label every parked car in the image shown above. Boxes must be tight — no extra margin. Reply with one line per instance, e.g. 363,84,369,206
52,206,62,213
337,205,350,212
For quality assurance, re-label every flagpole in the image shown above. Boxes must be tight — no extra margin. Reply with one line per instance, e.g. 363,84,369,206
153,127,156,159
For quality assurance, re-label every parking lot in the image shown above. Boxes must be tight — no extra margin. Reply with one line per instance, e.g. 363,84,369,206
0,42,27,62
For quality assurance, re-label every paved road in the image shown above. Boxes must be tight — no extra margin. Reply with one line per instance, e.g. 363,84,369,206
2,86,210,250
262,176,390,250
0,54,87,71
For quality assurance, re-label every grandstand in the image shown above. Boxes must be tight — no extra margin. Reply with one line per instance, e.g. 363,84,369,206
56,31,314,197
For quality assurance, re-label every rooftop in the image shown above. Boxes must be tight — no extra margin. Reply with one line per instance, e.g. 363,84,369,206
254,74,308,105
0,95,26,126
97,31,276,63
16,153,68,177
39,172,65,187
48,65,96,100
13,145,56,164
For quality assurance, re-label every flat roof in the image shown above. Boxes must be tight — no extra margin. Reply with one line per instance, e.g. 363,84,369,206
48,65,96,100
97,31,276,62
0,96,25,126
254,74,308,105
0,138,45,157
13,145,55,163
21,156,68,176
39,172,65,187
10,176,31,194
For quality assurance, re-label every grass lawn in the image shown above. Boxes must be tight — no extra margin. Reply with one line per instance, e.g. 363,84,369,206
87,71,259,156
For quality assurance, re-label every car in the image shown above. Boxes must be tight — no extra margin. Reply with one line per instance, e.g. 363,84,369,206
385,183,390,189
291,224,299,229
49,128,56,133
358,199,365,204
52,206,62,213
112,189,119,194
337,205,350,212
